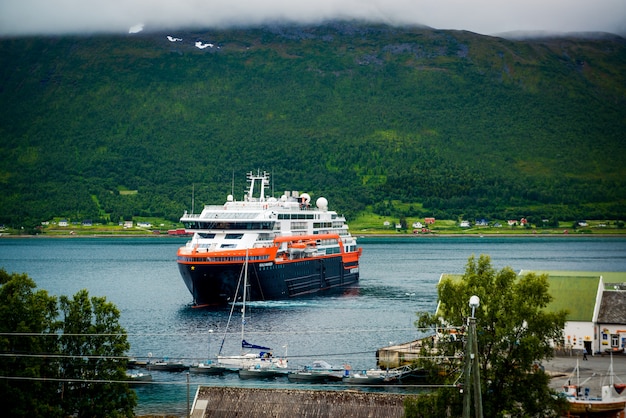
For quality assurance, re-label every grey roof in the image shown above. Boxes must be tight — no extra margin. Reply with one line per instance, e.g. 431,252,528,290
597,291,626,324
192,387,406,418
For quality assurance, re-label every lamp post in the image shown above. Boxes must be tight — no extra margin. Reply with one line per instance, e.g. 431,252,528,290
463,295,483,418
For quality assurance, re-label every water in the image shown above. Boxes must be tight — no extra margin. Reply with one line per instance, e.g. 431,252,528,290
1,235,625,415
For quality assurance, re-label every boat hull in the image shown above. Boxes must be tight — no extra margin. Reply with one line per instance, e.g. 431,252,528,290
178,254,359,306
189,364,227,375
238,368,285,379
567,399,626,414
287,371,344,383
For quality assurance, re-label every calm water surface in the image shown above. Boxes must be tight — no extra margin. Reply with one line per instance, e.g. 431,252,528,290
1,236,625,415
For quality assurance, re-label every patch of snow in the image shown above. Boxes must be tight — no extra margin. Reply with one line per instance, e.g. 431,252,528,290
128,24,144,34
167,36,182,42
195,41,214,49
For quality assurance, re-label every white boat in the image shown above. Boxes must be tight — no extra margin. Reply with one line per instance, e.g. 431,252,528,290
562,356,626,415
216,252,288,370
125,371,152,384
238,365,286,380
287,360,345,383
342,369,399,385
176,170,362,306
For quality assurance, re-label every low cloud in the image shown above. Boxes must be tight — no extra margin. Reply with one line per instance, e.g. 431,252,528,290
1,0,624,36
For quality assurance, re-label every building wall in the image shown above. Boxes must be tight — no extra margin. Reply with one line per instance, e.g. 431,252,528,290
596,325,626,353
562,321,595,354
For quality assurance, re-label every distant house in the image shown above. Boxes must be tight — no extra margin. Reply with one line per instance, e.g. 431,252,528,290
507,220,517,226
459,220,470,228
123,220,133,228
412,222,423,229
82,220,92,227
424,218,436,225
59,219,68,227
137,222,152,228
475,219,488,226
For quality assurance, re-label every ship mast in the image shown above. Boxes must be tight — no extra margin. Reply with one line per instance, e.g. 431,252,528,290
246,170,270,202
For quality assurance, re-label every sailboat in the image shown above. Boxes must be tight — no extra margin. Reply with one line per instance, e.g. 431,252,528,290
562,355,626,415
216,251,288,370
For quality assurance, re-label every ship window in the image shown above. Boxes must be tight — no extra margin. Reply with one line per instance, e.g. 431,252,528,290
221,244,236,248
291,222,307,230
225,234,243,239
198,233,215,239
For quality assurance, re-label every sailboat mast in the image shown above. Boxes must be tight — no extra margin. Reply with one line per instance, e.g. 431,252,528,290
241,250,248,354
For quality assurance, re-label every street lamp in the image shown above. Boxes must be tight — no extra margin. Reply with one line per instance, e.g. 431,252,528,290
463,295,483,418
469,295,480,317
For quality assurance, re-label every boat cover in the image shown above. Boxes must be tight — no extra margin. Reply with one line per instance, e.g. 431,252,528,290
241,339,271,350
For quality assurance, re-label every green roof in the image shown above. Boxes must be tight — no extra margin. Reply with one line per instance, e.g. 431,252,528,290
542,275,598,321
436,271,626,322
526,270,626,284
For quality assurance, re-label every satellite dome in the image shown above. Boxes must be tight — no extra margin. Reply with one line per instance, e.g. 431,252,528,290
301,193,311,204
316,197,328,210
227,194,234,202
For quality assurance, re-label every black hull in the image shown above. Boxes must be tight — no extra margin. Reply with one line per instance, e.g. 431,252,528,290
178,256,359,306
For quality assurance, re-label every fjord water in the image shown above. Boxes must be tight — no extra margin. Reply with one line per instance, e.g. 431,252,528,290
1,236,625,415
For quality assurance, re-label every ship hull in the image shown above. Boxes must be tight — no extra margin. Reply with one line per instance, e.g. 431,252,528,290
178,255,359,306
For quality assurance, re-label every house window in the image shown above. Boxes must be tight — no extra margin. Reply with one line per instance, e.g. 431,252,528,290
611,334,619,348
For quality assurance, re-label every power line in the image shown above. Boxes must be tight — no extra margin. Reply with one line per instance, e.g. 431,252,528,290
0,326,429,337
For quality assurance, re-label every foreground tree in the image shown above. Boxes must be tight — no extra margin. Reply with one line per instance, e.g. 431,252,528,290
0,269,136,417
59,289,136,418
405,255,569,418
0,269,62,417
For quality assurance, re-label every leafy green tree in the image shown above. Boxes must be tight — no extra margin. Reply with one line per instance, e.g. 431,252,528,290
0,269,62,417
406,255,569,417
0,270,136,417
59,290,136,418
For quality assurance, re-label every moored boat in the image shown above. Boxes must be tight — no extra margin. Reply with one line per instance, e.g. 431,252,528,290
189,362,227,375
125,371,153,384
342,365,421,386
176,170,362,306
287,360,345,383
238,365,286,380
561,357,626,415
342,369,399,385
216,253,288,370
146,360,188,372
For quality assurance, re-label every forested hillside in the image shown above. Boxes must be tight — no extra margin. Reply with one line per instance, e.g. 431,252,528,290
1,22,625,229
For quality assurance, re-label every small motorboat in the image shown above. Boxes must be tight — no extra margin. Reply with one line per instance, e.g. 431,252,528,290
146,360,188,372
287,360,345,383
238,366,285,380
189,362,227,375
125,371,153,384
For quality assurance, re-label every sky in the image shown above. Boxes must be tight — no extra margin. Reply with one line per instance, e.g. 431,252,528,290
0,0,625,37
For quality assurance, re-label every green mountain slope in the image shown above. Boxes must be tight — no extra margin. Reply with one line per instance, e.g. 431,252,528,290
1,22,625,228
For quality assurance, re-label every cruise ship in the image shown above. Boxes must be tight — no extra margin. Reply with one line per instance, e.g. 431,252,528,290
176,171,362,306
